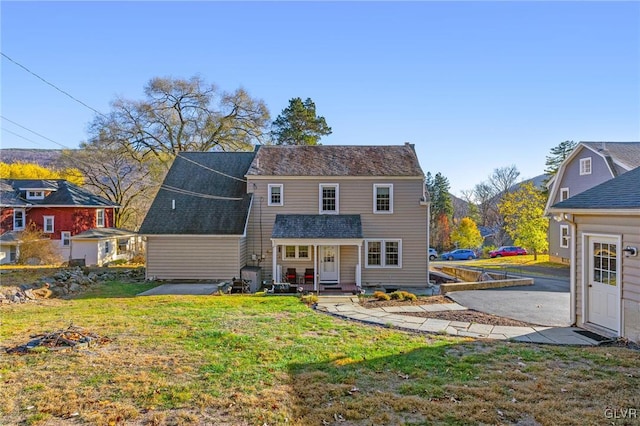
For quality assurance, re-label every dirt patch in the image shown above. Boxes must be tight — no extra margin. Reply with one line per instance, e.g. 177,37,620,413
360,295,533,327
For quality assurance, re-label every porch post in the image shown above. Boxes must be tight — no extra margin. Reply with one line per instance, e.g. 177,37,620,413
272,241,277,284
313,244,318,292
357,242,362,288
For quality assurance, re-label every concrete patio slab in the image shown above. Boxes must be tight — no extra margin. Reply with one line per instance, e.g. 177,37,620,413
137,283,218,296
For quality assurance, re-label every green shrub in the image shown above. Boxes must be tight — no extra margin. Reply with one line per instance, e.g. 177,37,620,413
373,291,390,301
389,291,404,300
482,245,497,259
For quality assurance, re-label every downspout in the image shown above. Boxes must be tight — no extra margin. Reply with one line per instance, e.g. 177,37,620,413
567,214,576,325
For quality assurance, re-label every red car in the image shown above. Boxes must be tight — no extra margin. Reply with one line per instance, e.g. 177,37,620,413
489,246,527,258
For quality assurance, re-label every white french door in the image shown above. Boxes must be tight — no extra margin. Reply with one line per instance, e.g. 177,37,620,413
586,236,620,333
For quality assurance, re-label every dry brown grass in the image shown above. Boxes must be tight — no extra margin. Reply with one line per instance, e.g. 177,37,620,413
1,286,638,425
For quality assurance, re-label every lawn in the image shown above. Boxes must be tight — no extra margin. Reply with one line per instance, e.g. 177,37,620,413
1,282,638,425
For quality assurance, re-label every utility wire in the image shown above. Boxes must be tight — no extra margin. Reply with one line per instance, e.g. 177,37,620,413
1,115,71,149
1,52,107,118
1,128,48,148
161,184,244,201
177,153,248,183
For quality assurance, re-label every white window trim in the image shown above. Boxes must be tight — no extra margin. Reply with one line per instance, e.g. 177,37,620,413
104,240,111,254
61,231,71,247
43,216,54,234
96,209,105,227
365,239,402,268
373,183,394,214
559,224,570,248
282,245,311,261
13,208,25,231
319,183,339,214
26,190,45,200
560,187,569,202
268,184,284,206
580,157,592,175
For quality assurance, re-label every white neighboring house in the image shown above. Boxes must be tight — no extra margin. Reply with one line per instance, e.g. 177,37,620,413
70,228,142,266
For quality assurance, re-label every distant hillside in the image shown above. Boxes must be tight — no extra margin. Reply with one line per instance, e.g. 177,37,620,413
0,149,67,168
514,174,549,190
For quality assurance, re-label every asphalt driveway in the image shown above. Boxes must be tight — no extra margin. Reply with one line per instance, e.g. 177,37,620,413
442,265,572,327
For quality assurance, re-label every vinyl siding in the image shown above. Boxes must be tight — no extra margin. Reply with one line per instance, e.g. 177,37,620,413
146,236,243,280
574,214,640,341
549,147,619,259
246,177,428,287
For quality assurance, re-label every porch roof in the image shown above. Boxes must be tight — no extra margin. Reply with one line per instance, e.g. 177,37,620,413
272,214,362,239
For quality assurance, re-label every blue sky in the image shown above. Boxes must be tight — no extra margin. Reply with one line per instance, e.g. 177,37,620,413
2,1,639,195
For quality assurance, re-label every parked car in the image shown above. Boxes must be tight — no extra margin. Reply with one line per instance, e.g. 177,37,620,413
489,246,528,258
428,247,438,261
441,249,477,261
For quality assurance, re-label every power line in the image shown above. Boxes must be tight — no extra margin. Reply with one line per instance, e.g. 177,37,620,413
177,153,248,183
1,115,71,149
1,128,48,148
161,184,244,201
1,52,107,118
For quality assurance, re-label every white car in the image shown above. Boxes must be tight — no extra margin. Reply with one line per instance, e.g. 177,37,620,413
428,247,438,261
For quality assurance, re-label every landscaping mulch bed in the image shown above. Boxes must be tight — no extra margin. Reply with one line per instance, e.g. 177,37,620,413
360,295,534,327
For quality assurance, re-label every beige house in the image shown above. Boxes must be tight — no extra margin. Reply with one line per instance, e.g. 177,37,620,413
139,144,429,292
549,166,640,343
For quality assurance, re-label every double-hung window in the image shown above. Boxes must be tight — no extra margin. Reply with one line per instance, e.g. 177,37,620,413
373,184,393,213
96,209,105,227
580,158,592,175
560,225,570,248
268,184,284,206
13,208,25,230
319,184,339,214
283,245,310,260
366,239,401,268
61,231,71,247
43,216,54,233
560,188,569,202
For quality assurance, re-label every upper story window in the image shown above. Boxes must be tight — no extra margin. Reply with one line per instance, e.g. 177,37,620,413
13,208,25,230
560,188,569,202
319,184,339,214
43,216,54,233
61,231,71,247
580,157,592,175
26,190,45,200
268,184,283,206
96,209,105,227
374,184,393,213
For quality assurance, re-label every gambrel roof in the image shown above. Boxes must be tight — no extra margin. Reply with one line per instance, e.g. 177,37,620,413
246,144,424,177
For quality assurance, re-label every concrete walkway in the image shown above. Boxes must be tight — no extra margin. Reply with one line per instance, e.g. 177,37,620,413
315,296,605,346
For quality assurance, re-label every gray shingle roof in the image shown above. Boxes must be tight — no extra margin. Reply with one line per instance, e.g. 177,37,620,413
138,152,255,235
552,166,640,210
0,179,117,207
247,144,424,177
272,214,363,239
581,142,640,171
72,228,136,239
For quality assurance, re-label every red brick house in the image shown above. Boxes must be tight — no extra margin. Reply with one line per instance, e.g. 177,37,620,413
0,179,119,264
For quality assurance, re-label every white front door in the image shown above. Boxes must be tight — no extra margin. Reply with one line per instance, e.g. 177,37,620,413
319,245,339,283
587,237,620,333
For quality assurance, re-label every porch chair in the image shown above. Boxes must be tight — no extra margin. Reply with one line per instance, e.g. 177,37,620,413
285,268,297,284
304,268,314,285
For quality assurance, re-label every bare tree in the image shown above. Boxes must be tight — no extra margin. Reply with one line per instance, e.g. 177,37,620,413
60,141,161,230
489,165,520,196
88,76,270,163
